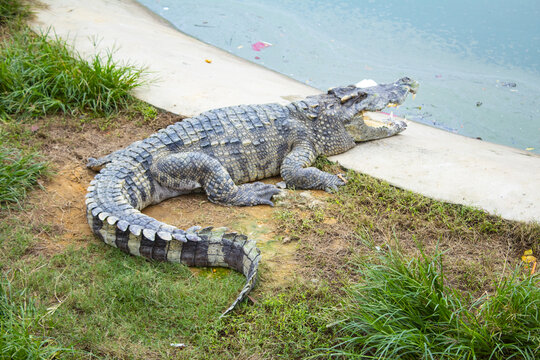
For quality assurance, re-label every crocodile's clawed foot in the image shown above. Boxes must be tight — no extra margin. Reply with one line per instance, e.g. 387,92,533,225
229,182,281,206
324,174,347,193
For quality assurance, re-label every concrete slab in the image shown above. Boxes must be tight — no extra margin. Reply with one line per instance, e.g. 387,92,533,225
31,0,540,223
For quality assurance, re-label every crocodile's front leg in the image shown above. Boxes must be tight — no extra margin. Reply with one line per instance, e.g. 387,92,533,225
280,143,345,192
152,152,281,206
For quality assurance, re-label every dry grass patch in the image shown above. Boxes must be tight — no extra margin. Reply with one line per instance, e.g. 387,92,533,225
275,158,539,298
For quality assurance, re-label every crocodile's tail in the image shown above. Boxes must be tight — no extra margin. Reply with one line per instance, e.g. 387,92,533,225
85,162,260,316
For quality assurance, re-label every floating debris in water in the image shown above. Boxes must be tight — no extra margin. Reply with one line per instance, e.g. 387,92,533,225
251,41,272,51
501,81,517,88
496,80,518,88
476,102,482,107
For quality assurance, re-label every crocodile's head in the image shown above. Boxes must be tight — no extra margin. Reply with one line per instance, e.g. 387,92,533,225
325,77,418,142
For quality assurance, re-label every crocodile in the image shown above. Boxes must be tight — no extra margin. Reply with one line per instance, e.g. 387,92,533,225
85,77,418,315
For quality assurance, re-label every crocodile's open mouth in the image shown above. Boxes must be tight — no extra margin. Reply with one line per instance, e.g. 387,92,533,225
346,111,407,142
330,77,417,141
348,111,394,129
362,114,396,129
344,77,417,142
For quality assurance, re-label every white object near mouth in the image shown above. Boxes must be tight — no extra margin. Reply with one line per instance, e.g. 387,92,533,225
355,79,378,88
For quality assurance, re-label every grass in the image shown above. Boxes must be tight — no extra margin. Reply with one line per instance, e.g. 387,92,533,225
0,0,31,27
0,219,337,359
202,280,336,359
0,145,46,205
0,29,145,119
283,158,540,283
0,0,145,205
1,209,537,359
329,244,539,359
0,276,76,359
0,140,538,359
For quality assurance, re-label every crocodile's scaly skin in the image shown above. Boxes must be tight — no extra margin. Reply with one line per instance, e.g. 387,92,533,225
85,78,418,315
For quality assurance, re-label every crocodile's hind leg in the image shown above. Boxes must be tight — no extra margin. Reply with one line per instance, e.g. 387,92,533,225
151,152,281,206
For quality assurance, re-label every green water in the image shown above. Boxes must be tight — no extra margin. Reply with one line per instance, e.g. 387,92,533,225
138,0,540,153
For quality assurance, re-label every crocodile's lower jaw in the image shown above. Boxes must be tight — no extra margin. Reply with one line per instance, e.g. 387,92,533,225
345,112,406,143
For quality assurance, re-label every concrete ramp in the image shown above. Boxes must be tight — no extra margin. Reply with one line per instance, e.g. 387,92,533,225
31,0,540,223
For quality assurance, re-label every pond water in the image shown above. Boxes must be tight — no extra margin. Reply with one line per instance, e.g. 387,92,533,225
137,0,540,153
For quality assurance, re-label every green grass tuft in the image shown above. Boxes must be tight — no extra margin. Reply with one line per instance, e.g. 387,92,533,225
199,282,336,359
132,100,158,123
330,245,540,359
0,0,31,27
0,145,46,205
0,277,75,359
0,29,144,118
